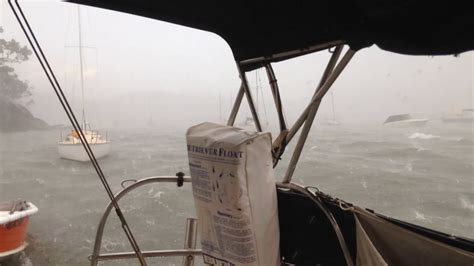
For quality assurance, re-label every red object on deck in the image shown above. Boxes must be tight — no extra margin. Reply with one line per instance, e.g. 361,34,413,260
0,217,29,253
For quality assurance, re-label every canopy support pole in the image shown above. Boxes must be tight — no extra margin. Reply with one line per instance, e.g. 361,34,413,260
227,83,245,126
238,65,263,132
283,47,354,183
230,45,353,178
285,45,343,144
265,64,287,131
227,65,264,132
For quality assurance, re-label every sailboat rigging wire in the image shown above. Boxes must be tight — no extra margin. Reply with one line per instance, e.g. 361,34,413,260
77,6,86,129
256,69,269,125
8,1,147,265
227,83,245,126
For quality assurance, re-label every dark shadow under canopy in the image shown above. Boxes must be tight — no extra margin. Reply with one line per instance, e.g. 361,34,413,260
66,0,473,70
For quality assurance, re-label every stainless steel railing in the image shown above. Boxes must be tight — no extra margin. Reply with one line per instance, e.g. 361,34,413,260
89,175,201,266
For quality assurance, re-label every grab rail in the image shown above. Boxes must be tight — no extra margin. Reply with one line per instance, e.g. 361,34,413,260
89,175,200,265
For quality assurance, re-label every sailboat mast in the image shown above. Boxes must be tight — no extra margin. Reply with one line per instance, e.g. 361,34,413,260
255,70,259,116
218,92,222,122
331,91,336,121
77,6,86,130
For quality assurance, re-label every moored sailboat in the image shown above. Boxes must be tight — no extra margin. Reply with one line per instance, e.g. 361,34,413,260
239,70,269,129
58,123,110,162
58,6,110,161
322,91,341,125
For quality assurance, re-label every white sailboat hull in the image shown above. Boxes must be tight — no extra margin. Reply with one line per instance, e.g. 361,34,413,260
322,119,340,126
58,142,111,162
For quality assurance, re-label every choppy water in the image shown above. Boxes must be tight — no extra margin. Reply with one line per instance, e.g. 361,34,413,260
0,121,473,265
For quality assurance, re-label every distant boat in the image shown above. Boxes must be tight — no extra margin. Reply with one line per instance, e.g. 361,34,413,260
383,114,429,127
241,116,255,127
323,119,340,126
322,91,340,126
0,200,38,260
58,6,110,162
238,69,269,129
441,109,474,123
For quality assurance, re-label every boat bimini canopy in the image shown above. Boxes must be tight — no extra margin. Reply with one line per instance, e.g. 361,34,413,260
66,0,474,70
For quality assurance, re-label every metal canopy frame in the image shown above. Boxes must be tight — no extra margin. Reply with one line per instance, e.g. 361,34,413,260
90,45,355,264
239,40,345,71
227,44,355,183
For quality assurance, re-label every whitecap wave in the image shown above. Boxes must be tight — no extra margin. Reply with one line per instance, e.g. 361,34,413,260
361,181,367,189
153,191,164,198
460,198,474,212
409,132,440,140
413,210,426,221
413,210,432,223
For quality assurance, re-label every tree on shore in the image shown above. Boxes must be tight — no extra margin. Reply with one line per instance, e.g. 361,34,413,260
0,26,33,103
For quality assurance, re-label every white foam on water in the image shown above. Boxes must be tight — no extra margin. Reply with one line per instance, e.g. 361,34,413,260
147,187,154,195
409,132,440,140
362,181,368,189
22,256,33,266
153,191,164,198
414,210,426,221
102,239,125,252
460,198,474,212
416,147,428,152
122,204,139,212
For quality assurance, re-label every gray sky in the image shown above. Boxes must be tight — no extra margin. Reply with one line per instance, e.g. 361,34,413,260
1,1,473,128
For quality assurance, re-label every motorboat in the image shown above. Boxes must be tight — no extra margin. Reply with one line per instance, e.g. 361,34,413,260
383,114,429,127
8,1,474,265
0,200,38,261
441,109,474,123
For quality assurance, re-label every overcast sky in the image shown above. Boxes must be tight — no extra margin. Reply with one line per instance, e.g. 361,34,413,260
1,1,472,128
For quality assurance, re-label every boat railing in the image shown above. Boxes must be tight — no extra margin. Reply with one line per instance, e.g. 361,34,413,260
89,174,200,266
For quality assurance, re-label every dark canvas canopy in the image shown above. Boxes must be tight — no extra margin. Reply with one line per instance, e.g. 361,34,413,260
67,0,473,70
